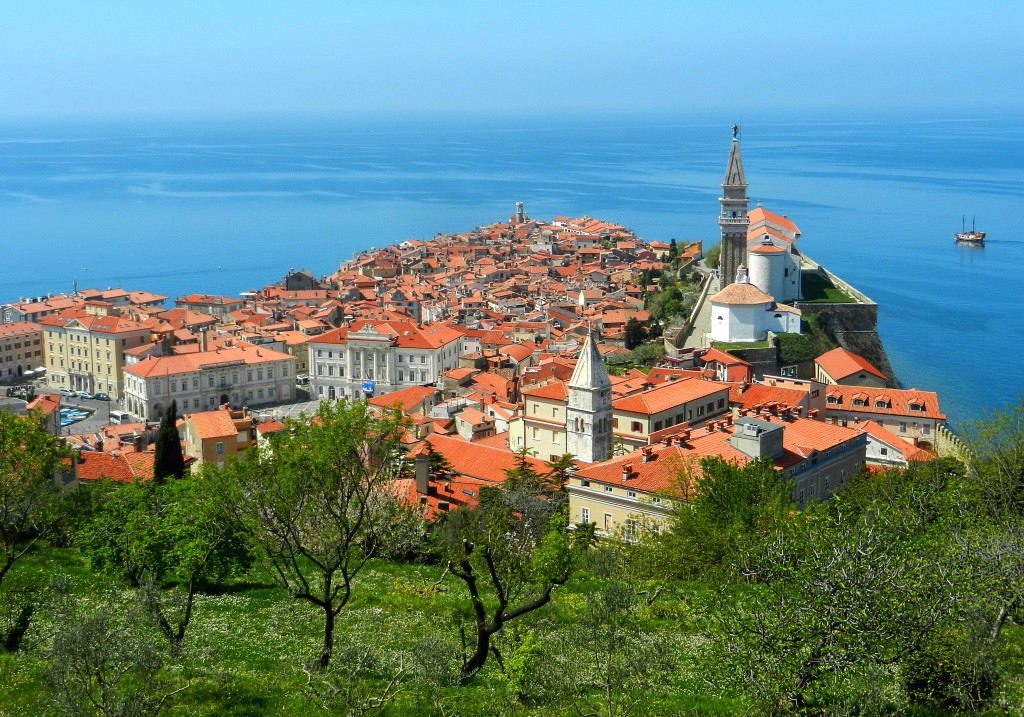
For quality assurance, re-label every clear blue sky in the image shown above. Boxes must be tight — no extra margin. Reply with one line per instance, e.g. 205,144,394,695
2,0,1020,118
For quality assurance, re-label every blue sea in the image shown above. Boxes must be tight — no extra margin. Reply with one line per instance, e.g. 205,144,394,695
1,112,1021,427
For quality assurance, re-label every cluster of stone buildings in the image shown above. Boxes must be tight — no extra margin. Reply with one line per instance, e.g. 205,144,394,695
2,132,948,538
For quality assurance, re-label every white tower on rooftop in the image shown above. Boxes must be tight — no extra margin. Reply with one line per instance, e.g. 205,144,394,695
566,330,613,463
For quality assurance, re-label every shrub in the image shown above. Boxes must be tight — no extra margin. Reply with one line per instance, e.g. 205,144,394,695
902,626,998,711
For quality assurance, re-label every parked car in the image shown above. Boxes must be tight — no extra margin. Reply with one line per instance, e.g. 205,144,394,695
94,393,110,401
59,388,77,398
79,391,95,400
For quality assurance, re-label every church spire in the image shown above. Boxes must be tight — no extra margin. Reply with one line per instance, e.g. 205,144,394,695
566,329,612,463
718,126,750,290
723,136,747,187
569,329,611,391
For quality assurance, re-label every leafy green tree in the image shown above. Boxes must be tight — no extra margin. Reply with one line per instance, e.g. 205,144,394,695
0,410,70,592
79,476,253,650
427,443,458,486
623,317,647,350
656,457,794,581
711,493,956,710
543,453,576,493
630,342,664,368
646,286,684,323
225,400,418,669
152,400,184,482
962,399,1024,514
703,242,721,270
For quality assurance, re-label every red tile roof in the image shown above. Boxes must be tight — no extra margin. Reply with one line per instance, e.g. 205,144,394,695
823,385,945,420
74,451,155,483
613,377,727,415
815,347,886,382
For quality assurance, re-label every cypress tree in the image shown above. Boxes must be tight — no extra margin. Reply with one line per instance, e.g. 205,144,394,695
153,399,185,481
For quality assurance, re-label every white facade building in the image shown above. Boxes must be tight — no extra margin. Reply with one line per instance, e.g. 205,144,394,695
709,267,801,343
122,342,296,421
308,320,463,400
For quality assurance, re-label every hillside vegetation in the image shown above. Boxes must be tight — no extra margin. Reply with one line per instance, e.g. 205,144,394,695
3,402,1024,716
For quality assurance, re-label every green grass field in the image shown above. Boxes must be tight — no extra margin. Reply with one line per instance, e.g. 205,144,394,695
3,545,1022,716
0,548,748,716
800,272,856,303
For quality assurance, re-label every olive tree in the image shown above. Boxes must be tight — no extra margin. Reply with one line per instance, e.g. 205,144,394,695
79,476,253,651
45,602,187,717
438,456,592,683
226,400,419,669
711,494,956,710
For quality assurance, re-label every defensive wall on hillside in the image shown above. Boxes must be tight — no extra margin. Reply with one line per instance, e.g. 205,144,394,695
795,256,899,389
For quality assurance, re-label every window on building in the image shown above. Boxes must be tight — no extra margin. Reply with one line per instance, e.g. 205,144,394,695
899,422,907,433
215,442,224,456
624,518,638,542
604,485,613,494
630,421,642,433
627,490,637,499
581,507,590,524
603,513,612,531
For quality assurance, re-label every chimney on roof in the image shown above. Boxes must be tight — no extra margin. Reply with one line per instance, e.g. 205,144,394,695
808,408,819,419
641,446,653,463
621,464,633,482
414,449,432,495
677,430,691,445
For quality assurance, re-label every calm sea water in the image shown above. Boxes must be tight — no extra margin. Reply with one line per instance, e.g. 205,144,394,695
1,112,1021,426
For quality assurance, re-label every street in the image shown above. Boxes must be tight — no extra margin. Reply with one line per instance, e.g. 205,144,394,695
40,386,325,437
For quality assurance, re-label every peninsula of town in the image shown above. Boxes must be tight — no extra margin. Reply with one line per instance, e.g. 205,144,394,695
1,133,951,534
